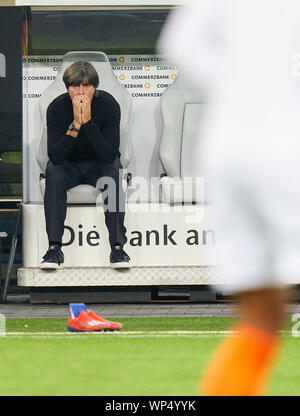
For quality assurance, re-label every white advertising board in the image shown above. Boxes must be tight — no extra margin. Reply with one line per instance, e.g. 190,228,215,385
23,203,215,268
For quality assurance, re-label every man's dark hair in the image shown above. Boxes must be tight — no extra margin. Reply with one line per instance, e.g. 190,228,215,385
63,61,99,97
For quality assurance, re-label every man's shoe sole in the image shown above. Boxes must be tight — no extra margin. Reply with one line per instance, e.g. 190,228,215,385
67,325,111,333
110,262,131,269
40,262,62,270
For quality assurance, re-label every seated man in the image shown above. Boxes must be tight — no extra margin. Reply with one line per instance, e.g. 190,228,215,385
40,61,130,270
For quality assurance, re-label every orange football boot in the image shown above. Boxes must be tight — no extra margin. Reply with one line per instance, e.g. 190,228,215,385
67,309,110,332
88,309,123,331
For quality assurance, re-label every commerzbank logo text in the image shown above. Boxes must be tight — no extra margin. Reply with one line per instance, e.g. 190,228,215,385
0,53,6,78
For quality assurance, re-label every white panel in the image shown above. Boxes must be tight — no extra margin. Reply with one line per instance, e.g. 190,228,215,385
181,103,205,177
22,203,216,268
20,203,300,286
22,203,40,267
18,266,218,287
22,61,29,203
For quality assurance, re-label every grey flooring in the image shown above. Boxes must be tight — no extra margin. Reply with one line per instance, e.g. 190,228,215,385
0,295,300,319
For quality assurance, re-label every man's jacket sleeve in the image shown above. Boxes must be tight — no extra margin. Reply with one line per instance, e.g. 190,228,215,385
47,104,76,165
80,100,121,164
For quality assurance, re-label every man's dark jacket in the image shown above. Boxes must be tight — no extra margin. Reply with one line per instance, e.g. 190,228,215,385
46,90,121,165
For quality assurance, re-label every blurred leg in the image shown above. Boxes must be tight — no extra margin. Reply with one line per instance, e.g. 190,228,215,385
240,287,289,333
200,286,287,396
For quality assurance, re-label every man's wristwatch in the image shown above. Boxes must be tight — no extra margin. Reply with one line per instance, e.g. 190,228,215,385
68,123,81,133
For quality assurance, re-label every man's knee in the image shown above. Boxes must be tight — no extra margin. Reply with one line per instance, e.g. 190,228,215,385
46,161,68,184
96,168,123,191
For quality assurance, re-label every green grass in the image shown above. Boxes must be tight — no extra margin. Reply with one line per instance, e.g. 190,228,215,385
0,317,299,396
6,316,236,333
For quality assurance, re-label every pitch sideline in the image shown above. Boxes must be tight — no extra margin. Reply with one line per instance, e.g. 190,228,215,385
0,330,292,338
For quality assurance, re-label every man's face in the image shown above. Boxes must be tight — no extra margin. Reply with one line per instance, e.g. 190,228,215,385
68,79,95,102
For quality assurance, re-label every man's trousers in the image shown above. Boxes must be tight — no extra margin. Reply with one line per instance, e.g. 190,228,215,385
44,157,127,248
